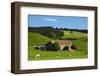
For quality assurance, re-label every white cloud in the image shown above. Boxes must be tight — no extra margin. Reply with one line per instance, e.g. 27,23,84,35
29,25,51,27
44,18,57,22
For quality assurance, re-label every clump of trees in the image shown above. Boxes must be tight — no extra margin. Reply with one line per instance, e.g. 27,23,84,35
28,26,88,40
28,26,64,39
52,42,60,51
45,42,53,51
71,44,77,50
45,42,60,51
60,28,88,33
63,46,69,50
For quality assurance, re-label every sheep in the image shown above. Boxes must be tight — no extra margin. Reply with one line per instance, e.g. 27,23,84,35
35,54,40,59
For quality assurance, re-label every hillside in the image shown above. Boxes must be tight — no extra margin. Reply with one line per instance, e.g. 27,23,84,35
28,26,64,39
61,30,88,52
62,30,87,39
28,32,52,47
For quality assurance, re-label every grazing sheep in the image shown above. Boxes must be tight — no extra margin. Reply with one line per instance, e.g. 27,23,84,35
35,54,40,59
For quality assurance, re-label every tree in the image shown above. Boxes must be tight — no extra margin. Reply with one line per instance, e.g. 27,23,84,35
71,44,77,50
52,42,60,51
45,42,53,51
63,46,69,51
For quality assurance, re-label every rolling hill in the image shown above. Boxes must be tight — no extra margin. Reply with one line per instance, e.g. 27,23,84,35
62,30,87,39
28,31,88,60
28,32,52,47
62,30,88,52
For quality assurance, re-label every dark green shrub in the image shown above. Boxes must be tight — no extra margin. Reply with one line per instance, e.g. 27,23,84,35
34,47,40,50
71,44,77,50
52,42,60,51
63,46,69,50
45,42,53,51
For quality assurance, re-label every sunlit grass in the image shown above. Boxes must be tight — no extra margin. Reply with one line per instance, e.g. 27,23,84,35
28,47,87,61
28,31,88,61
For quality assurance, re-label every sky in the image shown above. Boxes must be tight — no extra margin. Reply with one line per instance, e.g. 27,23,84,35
28,15,88,30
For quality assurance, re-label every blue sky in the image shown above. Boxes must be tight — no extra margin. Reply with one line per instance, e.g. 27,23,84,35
28,15,88,29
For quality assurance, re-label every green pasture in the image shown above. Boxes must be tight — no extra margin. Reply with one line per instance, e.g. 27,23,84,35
28,48,87,60
28,31,88,61
28,32,52,46
62,30,87,39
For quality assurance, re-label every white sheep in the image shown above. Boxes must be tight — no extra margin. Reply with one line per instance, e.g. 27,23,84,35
35,54,40,59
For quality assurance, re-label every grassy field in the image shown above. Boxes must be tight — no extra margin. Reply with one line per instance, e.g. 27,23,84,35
28,47,87,60
62,30,87,39
28,31,88,61
28,32,52,46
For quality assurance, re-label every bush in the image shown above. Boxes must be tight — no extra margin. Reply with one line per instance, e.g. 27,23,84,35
71,44,77,50
63,46,69,50
34,47,40,50
45,42,53,51
52,42,60,51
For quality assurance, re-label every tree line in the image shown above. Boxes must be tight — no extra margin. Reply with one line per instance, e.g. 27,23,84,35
60,28,88,33
28,26,64,39
28,26,88,39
